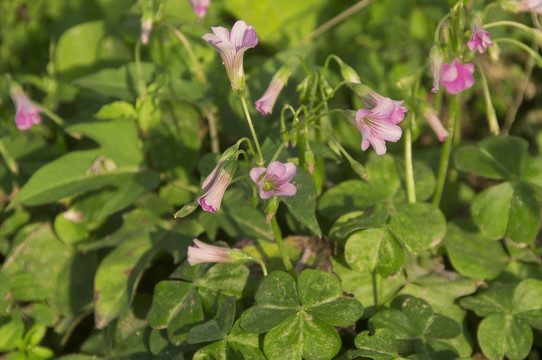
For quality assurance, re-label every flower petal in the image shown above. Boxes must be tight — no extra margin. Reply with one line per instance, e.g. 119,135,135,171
276,183,297,197
266,161,287,179
250,167,266,184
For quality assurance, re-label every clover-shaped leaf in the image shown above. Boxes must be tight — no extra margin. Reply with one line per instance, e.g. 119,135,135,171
460,279,542,360
455,136,528,180
350,328,404,360
240,270,363,360
370,296,461,354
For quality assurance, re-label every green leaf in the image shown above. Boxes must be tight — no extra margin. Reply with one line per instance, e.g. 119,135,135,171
263,313,341,360
146,281,194,329
329,206,389,245
455,136,528,180
167,287,204,345
512,279,542,329
95,101,137,119
240,271,299,333
10,120,145,207
223,0,323,47
282,168,321,236
387,203,446,253
73,62,156,101
94,230,191,329
298,269,363,326
351,328,402,360
471,181,540,244
459,283,515,317
2,224,72,301
345,228,405,277
319,155,400,220
478,314,532,360
444,221,508,280
54,212,88,245
197,263,252,299
55,20,131,80
0,321,24,351
187,296,236,344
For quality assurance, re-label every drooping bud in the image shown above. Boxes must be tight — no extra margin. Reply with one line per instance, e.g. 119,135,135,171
198,157,238,213
420,103,449,142
255,65,292,115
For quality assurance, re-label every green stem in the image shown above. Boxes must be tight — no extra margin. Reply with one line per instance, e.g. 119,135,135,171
432,95,458,207
404,124,416,204
372,272,379,310
434,13,451,43
240,96,264,166
296,0,374,46
167,24,207,83
484,20,542,39
135,40,146,97
493,38,542,66
475,60,500,135
40,106,65,127
270,215,296,278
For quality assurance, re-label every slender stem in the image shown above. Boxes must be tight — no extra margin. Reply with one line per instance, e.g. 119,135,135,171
203,105,219,153
493,38,542,65
404,125,416,204
503,41,536,135
432,95,458,207
484,20,541,36
240,96,264,166
297,126,306,169
475,60,500,135
167,24,207,83
270,215,296,278
135,40,146,97
40,106,65,127
296,0,374,46
434,13,451,43
372,272,379,310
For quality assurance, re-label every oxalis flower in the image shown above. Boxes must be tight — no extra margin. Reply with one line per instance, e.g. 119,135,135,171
468,22,493,53
188,0,211,18
519,0,542,14
255,65,291,115
441,59,475,94
198,157,237,213
350,98,403,155
202,20,258,93
187,239,234,265
250,161,297,200
351,83,407,125
421,104,449,142
10,87,43,131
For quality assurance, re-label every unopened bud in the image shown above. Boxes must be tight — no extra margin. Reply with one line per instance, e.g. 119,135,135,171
429,44,444,93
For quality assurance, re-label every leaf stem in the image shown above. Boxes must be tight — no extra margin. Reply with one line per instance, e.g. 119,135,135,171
167,24,207,83
404,123,416,204
240,96,264,166
432,94,459,207
270,215,296,279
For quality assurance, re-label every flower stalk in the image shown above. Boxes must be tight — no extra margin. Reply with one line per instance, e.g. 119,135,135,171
270,215,296,278
240,95,264,166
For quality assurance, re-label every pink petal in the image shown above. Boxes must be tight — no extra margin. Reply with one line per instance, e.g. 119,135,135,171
266,161,287,179
276,183,297,197
211,26,230,43
441,63,458,82
370,137,387,155
369,98,397,121
250,167,266,184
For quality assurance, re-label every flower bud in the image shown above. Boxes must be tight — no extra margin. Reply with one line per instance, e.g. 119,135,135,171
429,44,444,93
255,65,291,115
421,103,449,142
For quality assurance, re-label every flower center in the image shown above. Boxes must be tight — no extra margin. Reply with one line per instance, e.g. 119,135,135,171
262,180,275,192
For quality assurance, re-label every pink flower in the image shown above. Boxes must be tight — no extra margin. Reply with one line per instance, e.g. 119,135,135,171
354,98,403,155
441,59,474,94
198,157,237,213
10,87,43,131
468,23,493,53
187,239,233,265
188,0,211,18
250,161,297,200
520,0,542,13
353,84,408,125
202,20,258,93
255,66,291,115
421,105,448,142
